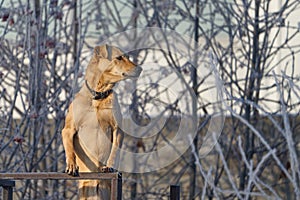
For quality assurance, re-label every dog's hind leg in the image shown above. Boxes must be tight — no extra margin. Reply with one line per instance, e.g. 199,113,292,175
74,135,111,200
78,180,110,200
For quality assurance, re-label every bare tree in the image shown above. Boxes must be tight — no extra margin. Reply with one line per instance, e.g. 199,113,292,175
1,0,300,199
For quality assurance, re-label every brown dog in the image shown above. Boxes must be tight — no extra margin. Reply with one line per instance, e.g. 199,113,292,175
61,44,142,199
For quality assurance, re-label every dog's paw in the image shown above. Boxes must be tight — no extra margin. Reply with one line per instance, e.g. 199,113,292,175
65,158,79,176
101,166,117,173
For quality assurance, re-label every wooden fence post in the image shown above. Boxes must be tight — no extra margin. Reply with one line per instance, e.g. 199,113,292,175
0,179,15,200
170,185,180,200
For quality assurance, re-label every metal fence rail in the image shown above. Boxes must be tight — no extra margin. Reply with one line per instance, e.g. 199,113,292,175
0,172,122,200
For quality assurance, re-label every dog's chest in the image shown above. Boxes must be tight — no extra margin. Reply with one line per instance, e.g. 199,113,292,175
96,109,116,129
73,96,112,163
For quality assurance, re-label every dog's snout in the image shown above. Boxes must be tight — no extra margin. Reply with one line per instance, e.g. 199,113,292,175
124,66,142,78
135,66,142,76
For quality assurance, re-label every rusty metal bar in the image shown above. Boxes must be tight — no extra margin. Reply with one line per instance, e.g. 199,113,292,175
111,173,122,200
170,185,180,200
0,172,122,200
0,179,15,200
117,173,122,200
0,172,119,180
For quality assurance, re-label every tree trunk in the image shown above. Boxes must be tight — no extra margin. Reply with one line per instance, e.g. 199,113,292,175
240,0,261,196
189,0,200,199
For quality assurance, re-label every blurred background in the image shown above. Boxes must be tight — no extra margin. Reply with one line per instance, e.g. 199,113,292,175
0,0,300,199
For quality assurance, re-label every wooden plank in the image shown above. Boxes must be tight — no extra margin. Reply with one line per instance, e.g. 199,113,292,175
0,172,119,180
170,185,180,200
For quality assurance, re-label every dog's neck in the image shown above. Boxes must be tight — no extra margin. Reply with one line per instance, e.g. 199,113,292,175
85,78,114,100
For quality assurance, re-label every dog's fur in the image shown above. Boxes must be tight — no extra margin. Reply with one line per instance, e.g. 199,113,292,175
61,45,141,199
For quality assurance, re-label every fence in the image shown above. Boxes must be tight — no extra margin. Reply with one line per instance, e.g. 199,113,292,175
0,172,122,200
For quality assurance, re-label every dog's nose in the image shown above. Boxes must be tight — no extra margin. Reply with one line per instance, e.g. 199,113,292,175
135,66,142,76
124,66,143,78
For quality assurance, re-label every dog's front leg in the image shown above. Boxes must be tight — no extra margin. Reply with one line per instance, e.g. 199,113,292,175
104,126,123,172
61,103,79,176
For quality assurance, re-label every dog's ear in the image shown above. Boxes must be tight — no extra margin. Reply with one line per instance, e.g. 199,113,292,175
94,45,112,60
94,45,124,61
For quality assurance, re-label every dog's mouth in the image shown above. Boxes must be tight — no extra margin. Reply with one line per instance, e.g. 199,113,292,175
122,66,142,79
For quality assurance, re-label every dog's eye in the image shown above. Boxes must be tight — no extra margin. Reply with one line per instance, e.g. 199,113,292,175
116,56,123,60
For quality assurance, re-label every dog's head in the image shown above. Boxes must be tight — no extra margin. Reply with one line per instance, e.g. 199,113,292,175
86,44,142,85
